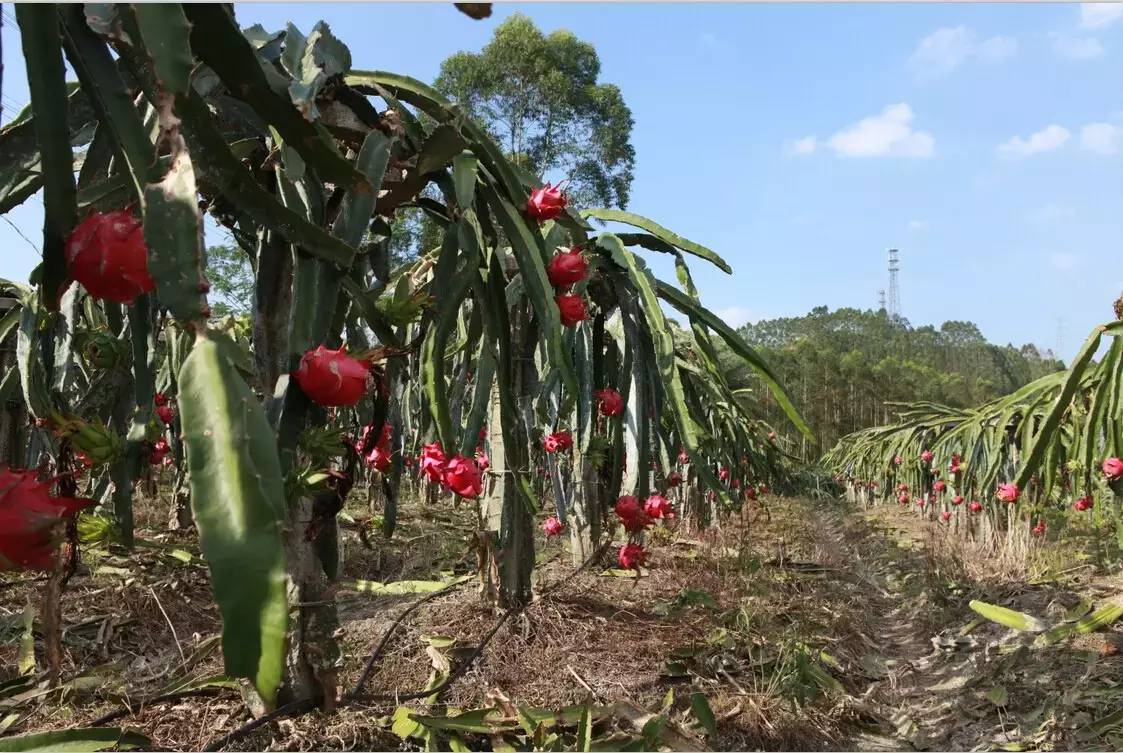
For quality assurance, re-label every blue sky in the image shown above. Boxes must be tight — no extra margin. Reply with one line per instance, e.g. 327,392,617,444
1,3,1120,361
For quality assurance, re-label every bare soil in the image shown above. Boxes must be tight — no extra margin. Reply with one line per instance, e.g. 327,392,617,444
1,495,1121,751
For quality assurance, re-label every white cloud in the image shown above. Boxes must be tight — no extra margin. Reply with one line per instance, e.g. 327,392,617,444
1080,3,1123,29
1049,252,1080,273
826,103,935,158
786,136,818,156
907,219,929,231
1052,34,1104,59
1081,122,1122,154
997,125,1070,157
1028,203,1076,223
977,35,1019,61
910,27,974,77
909,26,1017,79
714,306,756,328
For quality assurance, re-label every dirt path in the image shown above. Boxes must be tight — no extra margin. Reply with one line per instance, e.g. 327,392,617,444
788,499,1123,752
804,505,967,751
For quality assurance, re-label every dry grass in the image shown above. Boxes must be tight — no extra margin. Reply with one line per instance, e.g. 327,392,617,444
2,493,1121,751
854,503,1123,751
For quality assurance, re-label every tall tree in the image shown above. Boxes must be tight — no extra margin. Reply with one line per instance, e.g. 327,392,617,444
435,13,635,208
204,243,253,318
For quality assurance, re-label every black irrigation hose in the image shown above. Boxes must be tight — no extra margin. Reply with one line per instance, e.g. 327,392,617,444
349,608,514,704
201,540,611,751
206,604,515,749
0,575,49,590
344,578,468,701
202,698,317,752
203,580,471,751
350,541,612,705
89,688,229,727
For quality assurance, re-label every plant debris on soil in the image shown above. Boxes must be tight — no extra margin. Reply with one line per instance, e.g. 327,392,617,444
2,494,1122,751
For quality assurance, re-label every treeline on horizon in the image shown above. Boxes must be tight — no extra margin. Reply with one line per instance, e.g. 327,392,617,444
722,306,1065,456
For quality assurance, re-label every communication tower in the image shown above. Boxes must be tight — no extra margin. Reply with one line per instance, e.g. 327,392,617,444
887,248,901,321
